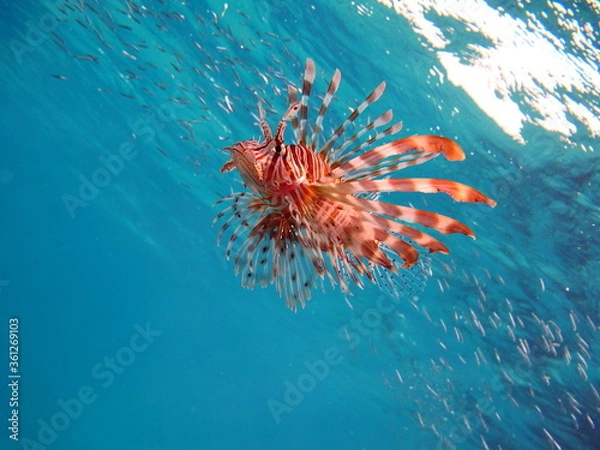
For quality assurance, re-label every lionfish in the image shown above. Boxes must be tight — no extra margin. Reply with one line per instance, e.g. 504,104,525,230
214,59,496,311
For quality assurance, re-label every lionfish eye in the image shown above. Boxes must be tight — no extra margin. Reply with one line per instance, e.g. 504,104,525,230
274,145,282,154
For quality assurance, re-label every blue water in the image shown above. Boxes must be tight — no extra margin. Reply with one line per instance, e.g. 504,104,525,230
1,0,598,449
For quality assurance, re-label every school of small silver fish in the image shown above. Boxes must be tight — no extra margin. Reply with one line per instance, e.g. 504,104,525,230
41,1,599,448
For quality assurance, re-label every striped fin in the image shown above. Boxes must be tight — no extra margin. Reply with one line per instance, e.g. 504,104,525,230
319,81,387,158
354,208,450,255
338,152,439,182
248,213,320,310
214,191,326,311
321,179,497,206
342,216,421,269
317,191,475,236
257,102,271,140
373,227,420,268
287,84,299,141
299,58,316,145
341,215,420,268
331,119,403,167
332,135,466,176
310,68,341,149
342,222,395,269
274,102,301,143
216,197,266,258
329,109,394,163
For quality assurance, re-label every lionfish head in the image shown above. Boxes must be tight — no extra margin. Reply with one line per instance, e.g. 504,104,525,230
221,102,302,191
221,138,264,191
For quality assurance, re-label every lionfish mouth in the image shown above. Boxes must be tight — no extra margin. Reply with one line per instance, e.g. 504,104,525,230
214,58,495,311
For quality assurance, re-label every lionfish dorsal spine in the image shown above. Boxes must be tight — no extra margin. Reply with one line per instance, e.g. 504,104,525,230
287,84,300,141
330,109,395,165
275,102,302,143
334,150,437,182
321,177,496,207
257,103,272,140
299,58,316,146
332,120,404,169
319,81,387,159
310,68,341,149
331,135,457,176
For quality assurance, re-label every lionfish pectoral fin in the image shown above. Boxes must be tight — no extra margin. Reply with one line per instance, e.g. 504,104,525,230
317,189,476,237
326,179,496,207
370,227,419,268
398,136,466,161
384,236,419,269
345,231,394,270
344,135,465,167
340,220,417,270
221,160,236,173
361,210,451,255
330,135,469,178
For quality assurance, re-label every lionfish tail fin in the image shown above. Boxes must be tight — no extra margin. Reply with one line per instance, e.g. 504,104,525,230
332,135,465,175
